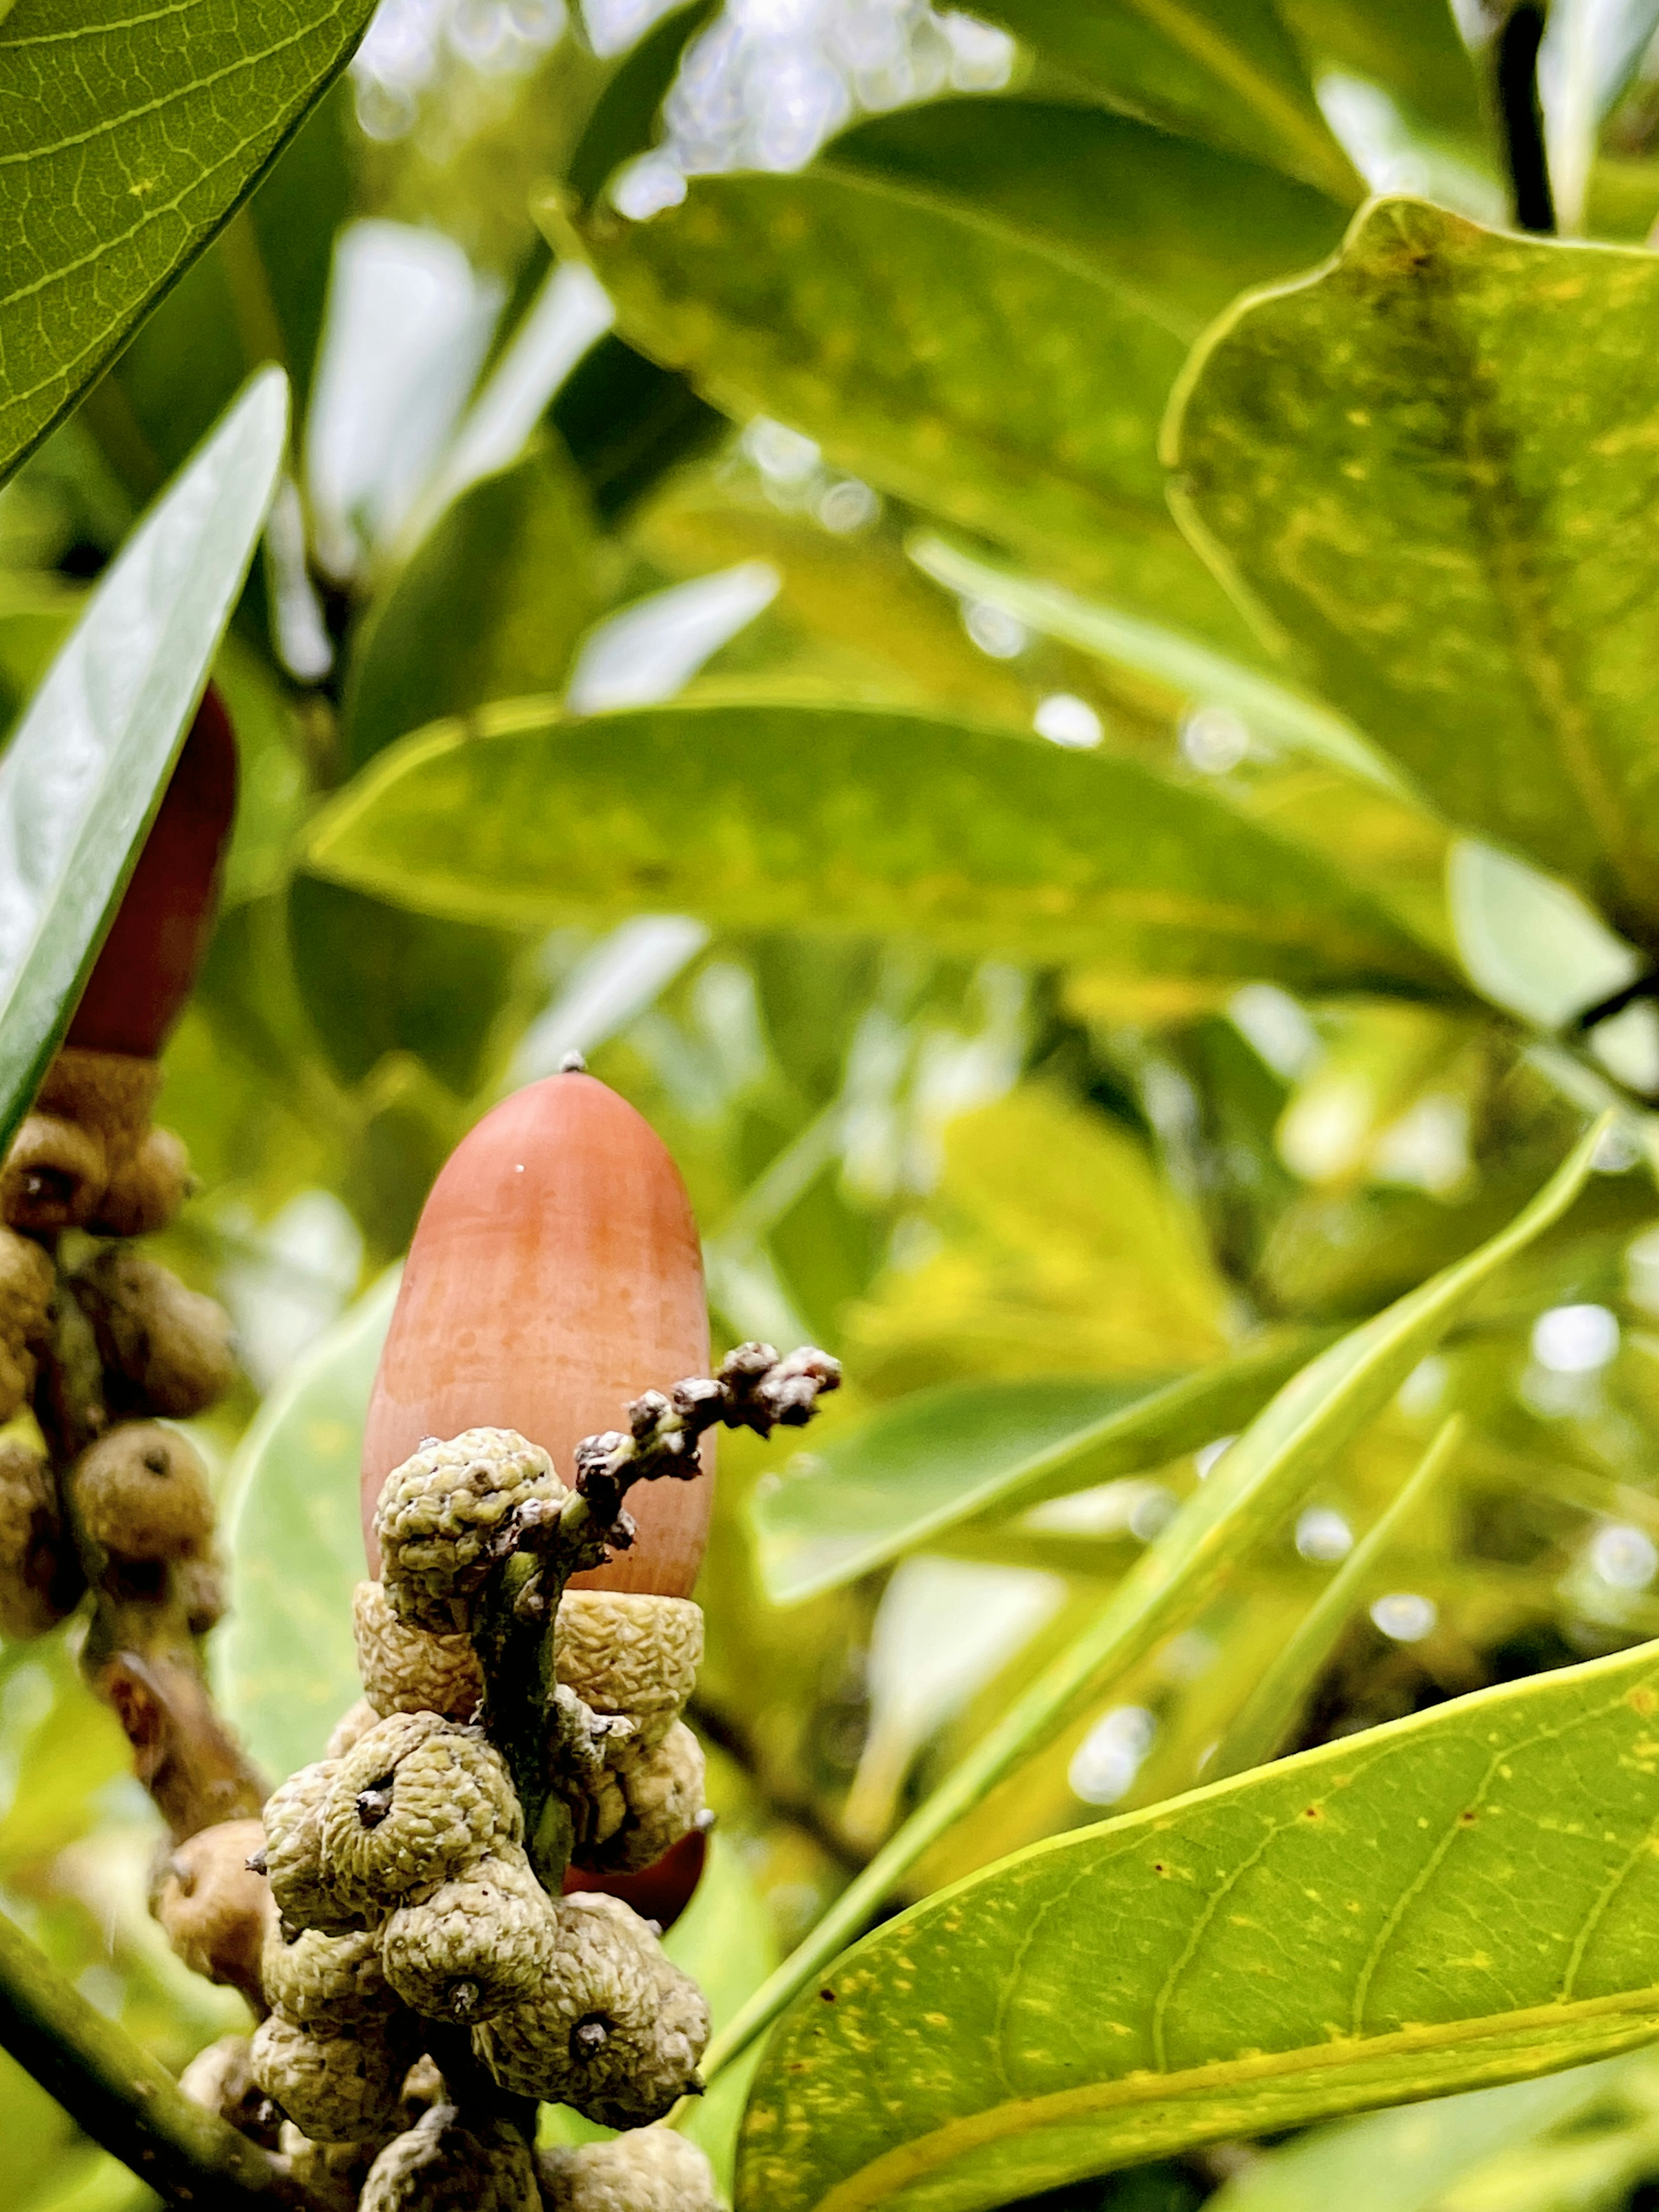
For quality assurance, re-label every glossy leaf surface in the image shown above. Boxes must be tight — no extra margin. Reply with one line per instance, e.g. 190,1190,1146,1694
0,371,286,1153
738,1639,1659,2212
0,0,372,483
976,0,1360,198
305,700,1462,997
1167,198,1659,942
752,1338,1319,1605
216,1271,398,1783
562,173,1260,648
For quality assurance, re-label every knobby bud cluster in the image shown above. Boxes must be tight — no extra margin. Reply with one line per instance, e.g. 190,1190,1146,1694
173,1344,837,2210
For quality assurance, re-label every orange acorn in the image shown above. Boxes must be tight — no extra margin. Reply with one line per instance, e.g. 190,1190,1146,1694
361,1070,712,1599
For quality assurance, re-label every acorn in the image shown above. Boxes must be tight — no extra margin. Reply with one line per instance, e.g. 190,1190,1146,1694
70,1421,215,1564
152,1816,272,2006
360,1072,712,1601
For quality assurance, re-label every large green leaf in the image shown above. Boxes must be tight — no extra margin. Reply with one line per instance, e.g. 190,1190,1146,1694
1166,197,1659,947
302,700,1462,998
0,0,373,485
752,1337,1321,1606
736,1637,1659,2212
0,370,287,1153
215,1270,398,1783
556,172,1262,649
830,99,1347,333
976,0,1361,199
701,1118,1608,2082
342,441,599,772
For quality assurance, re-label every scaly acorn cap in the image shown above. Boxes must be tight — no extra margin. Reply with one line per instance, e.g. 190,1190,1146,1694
353,1580,483,1722
72,1248,235,1420
71,1421,214,1564
88,1126,194,1239
375,1428,563,1634
262,1922,398,2034
0,1112,107,1232
359,2104,539,2212
471,1892,709,2129
553,1593,702,1748
583,1721,706,1878
325,1697,385,1760
379,1850,557,2025
262,1760,365,1937
537,2127,722,2211
320,1712,521,1914
276,2124,386,2212
249,2012,417,2145
178,2034,282,2150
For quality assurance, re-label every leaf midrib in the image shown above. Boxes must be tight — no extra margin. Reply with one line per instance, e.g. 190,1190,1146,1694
807,1984,1659,2212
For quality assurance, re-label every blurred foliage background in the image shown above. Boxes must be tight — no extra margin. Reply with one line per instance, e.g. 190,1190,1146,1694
19,1,1659,2206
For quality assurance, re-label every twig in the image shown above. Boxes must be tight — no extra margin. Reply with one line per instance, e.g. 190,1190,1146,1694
0,1904,317,2209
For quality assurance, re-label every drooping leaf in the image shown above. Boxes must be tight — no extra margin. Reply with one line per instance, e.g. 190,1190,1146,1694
1166,197,1659,944
303,700,1464,999
737,1637,1659,2212
976,0,1361,199
341,439,599,772
752,1338,1321,1606
555,172,1263,649
831,99,1347,332
0,0,373,485
0,371,287,1154
215,1271,398,1783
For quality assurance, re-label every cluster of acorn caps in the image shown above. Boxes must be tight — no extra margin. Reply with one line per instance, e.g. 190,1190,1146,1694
0,1046,233,1646
172,1422,732,2210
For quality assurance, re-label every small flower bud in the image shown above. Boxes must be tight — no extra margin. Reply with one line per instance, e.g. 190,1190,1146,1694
538,2127,721,2211
72,1249,235,1419
1,1113,107,1231
250,2012,417,2144
71,1421,214,1564
473,1893,709,2129
380,1851,557,2024
321,1713,521,1914
375,1429,563,1633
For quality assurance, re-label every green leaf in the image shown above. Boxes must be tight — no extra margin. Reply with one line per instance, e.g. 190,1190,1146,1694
1275,0,1488,149
831,99,1347,332
215,1270,398,1783
753,1338,1323,1607
976,0,1361,200
702,1115,1608,2087
551,332,725,526
0,370,287,1155
0,0,373,486
555,172,1262,649
1165,197,1659,944
303,699,1463,999
736,1635,1659,2212
341,441,599,772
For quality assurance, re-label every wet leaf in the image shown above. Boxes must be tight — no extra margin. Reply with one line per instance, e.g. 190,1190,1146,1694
1166,198,1659,943
304,699,1463,999
738,1637,1659,2212
0,372,287,1154
0,0,372,483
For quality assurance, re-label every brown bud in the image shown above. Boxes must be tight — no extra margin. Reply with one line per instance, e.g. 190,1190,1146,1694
537,2127,721,2211
2,1113,106,1232
71,1421,214,1564
175,1552,227,1636
88,1126,194,1239
152,1818,271,2007
0,1437,82,1639
72,1248,235,1419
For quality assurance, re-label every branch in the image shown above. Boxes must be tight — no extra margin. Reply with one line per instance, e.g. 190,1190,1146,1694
1497,2,1556,232
0,1904,317,2209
